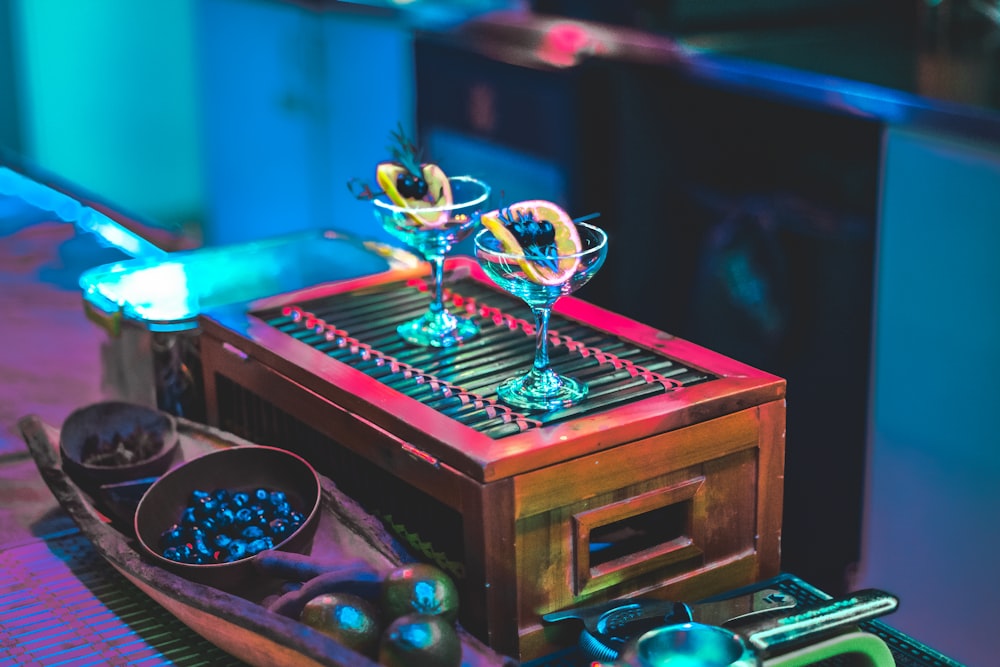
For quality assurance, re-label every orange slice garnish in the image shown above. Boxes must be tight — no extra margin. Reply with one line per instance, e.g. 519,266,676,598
376,162,453,227
481,200,582,285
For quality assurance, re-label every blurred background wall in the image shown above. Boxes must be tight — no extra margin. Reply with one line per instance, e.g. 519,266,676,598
0,1,21,155
193,0,419,246
6,0,204,233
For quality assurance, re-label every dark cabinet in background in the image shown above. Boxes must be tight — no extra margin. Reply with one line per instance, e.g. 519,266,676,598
600,62,881,595
415,26,880,594
413,32,614,257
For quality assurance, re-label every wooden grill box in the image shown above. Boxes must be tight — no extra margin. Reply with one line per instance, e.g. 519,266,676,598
197,258,785,660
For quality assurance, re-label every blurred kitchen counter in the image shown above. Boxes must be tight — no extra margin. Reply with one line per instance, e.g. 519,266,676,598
678,11,1000,143
431,6,1000,145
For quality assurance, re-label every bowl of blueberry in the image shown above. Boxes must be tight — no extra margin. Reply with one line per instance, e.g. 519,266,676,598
133,445,322,590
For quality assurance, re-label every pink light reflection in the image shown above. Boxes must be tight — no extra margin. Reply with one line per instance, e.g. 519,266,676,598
535,22,607,68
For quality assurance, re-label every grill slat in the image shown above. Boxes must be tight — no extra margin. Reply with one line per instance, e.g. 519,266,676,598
257,276,714,436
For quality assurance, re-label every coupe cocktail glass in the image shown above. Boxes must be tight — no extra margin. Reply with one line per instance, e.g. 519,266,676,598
374,176,490,347
474,221,608,411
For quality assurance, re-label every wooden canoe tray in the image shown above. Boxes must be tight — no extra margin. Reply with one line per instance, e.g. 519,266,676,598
17,413,517,667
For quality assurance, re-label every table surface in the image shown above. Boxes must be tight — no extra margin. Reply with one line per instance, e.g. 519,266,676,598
0,177,965,667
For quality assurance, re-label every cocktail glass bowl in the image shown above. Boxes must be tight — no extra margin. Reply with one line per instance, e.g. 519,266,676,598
374,176,490,347
474,221,608,411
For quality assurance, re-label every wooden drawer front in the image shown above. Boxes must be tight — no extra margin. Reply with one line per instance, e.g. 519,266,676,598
516,449,758,619
513,409,760,619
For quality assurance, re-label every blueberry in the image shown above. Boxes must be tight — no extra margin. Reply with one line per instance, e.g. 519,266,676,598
273,501,292,518
189,489,211,504
225,540,248,562
242,525,265,541
194,496,219,520
193,539,214,561
212,533,233,549
180,507,198,526
159,525,187,550
176,544,196,563
234,507,254,526
214,507,235,529
248,508,269,528
396,172,428,199
268,517,292,541
246,537,273,555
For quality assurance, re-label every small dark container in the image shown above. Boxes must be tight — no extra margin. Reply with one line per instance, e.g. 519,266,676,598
133,445,322,591
60,401,180,493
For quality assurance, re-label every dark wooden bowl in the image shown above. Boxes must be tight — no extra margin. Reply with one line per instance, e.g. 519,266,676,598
133,445,322,591
60,401,180,493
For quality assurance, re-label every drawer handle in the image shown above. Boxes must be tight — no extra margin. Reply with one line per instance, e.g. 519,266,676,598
573,477,706,596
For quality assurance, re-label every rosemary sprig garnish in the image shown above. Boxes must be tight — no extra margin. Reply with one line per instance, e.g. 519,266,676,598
387,122,424,178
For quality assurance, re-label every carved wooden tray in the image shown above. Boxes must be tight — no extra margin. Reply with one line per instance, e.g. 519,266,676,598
17,413,516,667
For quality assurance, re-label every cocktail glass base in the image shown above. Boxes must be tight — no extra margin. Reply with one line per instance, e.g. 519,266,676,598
496,369,588,412
396,310,479,348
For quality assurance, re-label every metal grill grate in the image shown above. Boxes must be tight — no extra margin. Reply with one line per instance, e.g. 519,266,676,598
0,533,246,666
255,276,714,437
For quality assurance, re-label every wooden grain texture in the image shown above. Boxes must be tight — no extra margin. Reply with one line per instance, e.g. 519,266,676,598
512,408,759,517
513,444,760,632
196,259,787,660
464,476,520,657
754,398,786,579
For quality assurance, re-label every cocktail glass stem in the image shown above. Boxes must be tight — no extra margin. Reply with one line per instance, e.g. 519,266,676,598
395,252,477,347
496,304,587,410
523,305,571,396
531,305,554,376
429,254,446,317
422,253,464,333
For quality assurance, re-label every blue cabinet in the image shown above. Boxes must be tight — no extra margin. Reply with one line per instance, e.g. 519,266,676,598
196,0,415,246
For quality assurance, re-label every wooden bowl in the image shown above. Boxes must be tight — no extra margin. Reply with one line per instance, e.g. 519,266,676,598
60,401,180,493
133,445,322,591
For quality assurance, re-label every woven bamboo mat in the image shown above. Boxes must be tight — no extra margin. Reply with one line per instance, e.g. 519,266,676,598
0,531,244,666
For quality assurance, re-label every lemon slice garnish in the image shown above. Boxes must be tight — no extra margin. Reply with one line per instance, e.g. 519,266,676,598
481,200,582,285
376,162,453,227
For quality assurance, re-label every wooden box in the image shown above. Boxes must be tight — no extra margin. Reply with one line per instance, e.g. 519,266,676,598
197,258,785,660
